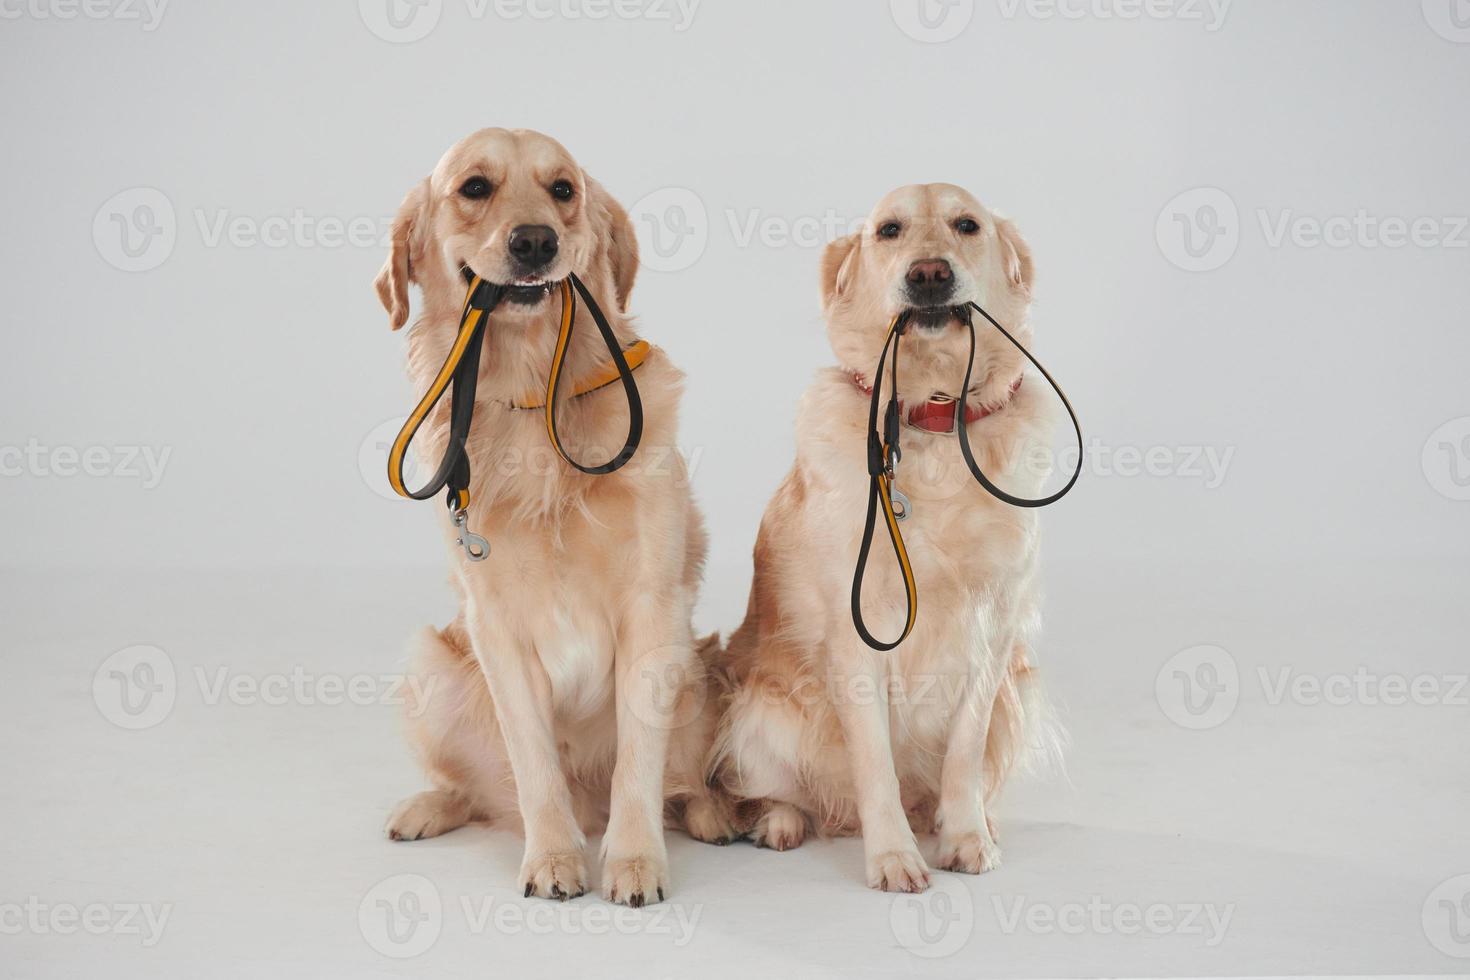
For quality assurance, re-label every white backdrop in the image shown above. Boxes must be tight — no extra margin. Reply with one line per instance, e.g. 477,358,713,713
4,0,1467,590
3,2,1469,978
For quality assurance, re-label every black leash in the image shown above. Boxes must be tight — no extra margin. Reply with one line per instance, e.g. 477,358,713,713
850,301,1083,650
387,272,645,561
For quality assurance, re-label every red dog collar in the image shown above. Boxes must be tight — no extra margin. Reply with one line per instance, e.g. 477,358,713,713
852,373,1021,434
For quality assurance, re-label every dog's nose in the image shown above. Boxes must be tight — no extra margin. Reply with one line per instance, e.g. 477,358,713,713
906,259,953,286
508,225,559,269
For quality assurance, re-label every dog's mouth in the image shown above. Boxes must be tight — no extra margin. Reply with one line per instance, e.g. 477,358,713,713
460,265,557,306
905,306,964,332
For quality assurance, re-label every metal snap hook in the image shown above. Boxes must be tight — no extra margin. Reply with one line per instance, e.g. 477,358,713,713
452,509,490,562
890,486,912,522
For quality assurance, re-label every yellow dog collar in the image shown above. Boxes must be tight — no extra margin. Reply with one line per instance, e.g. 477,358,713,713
511,340,653,410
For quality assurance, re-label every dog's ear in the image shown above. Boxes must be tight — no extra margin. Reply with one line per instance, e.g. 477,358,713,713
995,217,1034,295
820,233,860,311
586,176,639,312
375,180,429,330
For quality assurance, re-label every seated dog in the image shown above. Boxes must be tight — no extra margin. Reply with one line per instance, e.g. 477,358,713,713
710,184,1062,892
377,128,730,906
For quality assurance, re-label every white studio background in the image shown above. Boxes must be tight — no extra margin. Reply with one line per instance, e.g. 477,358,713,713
1,0,1465,588
2,2,1469,979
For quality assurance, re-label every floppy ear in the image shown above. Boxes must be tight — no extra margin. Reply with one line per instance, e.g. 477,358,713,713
995,217,1034,295
374,180,429,330
586,176,639,312
820,233,860,311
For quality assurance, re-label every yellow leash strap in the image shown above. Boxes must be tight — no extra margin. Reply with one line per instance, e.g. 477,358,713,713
385,272,648,561
850,312,919,651
540,273,646,475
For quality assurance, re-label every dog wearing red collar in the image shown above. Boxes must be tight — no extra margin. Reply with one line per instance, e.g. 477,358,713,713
707,184,1063,892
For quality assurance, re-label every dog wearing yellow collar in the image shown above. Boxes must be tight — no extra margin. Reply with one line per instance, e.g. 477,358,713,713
375,128,731,907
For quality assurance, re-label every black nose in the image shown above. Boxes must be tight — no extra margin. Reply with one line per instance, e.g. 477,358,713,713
906,259,952,286
508,224,559,270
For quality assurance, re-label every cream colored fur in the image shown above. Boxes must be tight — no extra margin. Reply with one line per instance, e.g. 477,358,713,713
377,128,732,907
709,184,1063,893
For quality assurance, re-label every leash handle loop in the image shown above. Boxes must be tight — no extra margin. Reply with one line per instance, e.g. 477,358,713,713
954,302,1084,508
386,275,501,511
543,273,645,475
851,313,919,652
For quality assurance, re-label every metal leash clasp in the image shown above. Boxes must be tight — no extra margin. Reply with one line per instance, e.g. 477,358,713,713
885,444,912,522
451,508,490,562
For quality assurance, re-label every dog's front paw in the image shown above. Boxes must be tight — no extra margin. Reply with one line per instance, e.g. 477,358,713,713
602,853,669,907
520,849,587,901
936,831,1002,875
866,846,931,893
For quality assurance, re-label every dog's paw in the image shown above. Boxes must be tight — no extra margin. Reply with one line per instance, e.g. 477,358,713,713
684,796,737,846
602,854,668,908
385,790,470,842
866,847,931,893
936,831,1002,875
519,849,587,901
752,803,806,851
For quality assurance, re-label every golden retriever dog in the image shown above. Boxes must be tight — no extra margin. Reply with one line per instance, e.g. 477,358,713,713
376,128,731,906
709,184,1062,892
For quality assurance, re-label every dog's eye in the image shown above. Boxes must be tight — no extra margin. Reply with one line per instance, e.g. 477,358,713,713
551,180,575,201
877,222,902,240
955,217,980,235
459,177,491,200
